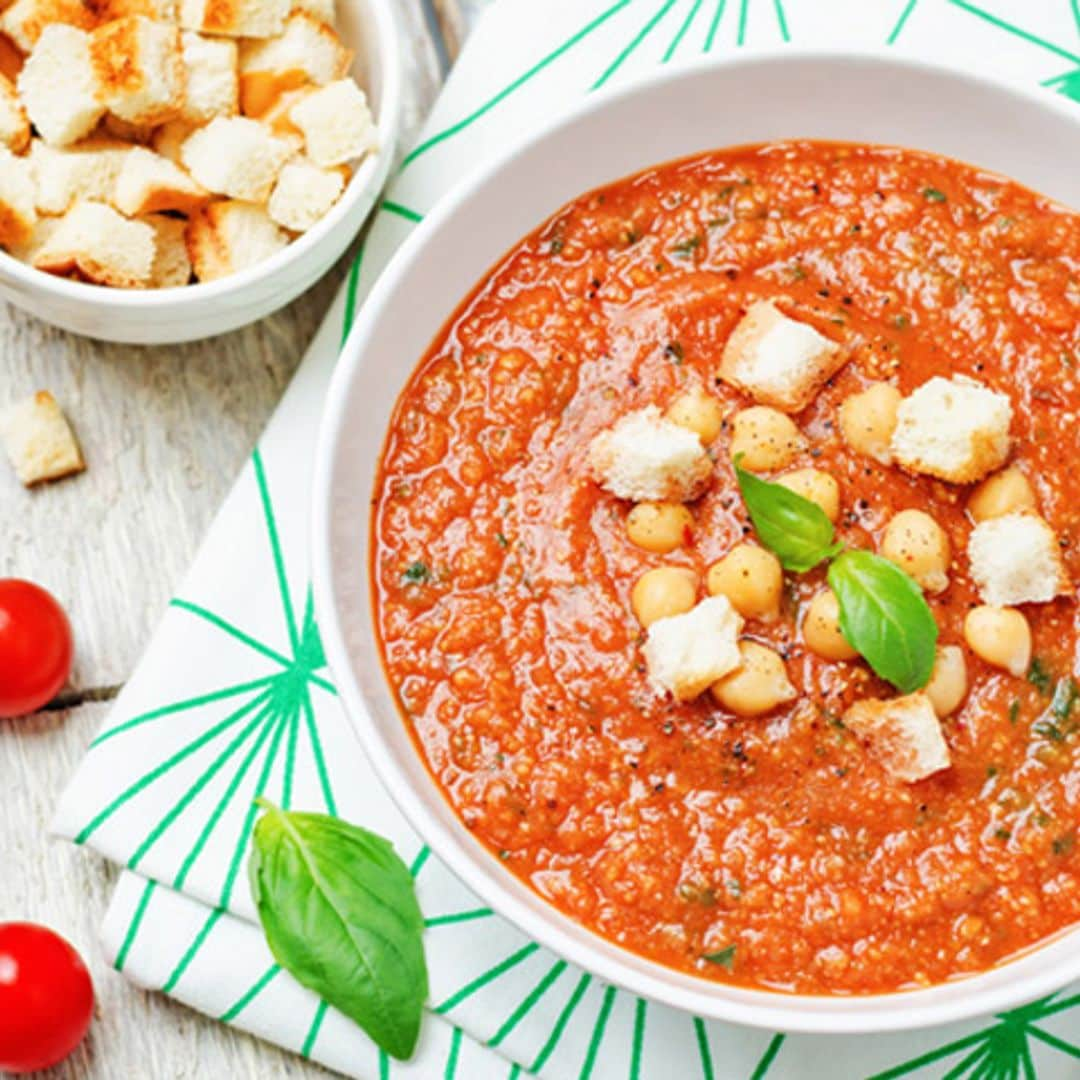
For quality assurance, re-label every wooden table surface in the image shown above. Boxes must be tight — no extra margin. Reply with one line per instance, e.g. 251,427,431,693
1,2,485,1075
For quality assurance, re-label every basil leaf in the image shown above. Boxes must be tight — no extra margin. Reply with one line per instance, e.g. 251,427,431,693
703,945,736,970
249,800,428,1060
734,460,841,572
827,550,938,693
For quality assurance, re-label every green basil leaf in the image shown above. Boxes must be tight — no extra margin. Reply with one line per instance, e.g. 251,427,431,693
248,800,428,1060
827,550,938,693
702,945,737,970
734,459,841,572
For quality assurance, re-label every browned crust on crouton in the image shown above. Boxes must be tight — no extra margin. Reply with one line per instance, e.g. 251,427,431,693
0,34,23,81
133,182,208,215
6,0,96,51
0,73,29,153
184,200,228,280
90,16,186,125
239,68,308,117
200,0,238,34
0,197,32,247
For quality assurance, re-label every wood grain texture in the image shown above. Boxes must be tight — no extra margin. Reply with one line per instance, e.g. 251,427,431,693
1,1,475,1077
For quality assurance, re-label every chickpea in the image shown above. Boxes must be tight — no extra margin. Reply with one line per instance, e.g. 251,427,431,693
631,567,699,628
666,390,724,444
838,381,901,464
712,640,797,717
925,645,968,717
964,606,1031,677
730,406,806,471
804,589,858,661
776,468,840,523
968,466,1037,522
880,509,950,594
706,543,783,622
626,502,694,553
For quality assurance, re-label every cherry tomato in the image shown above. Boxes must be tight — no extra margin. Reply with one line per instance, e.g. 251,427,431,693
0,922,94,1073
0,579,73,717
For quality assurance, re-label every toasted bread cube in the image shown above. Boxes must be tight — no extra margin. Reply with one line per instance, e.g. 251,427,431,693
91,16,185,126
294,0,333,22
0,73,28,153
0,34,24,82
180,31,237,122
891,375,1012,484
0,144,35,247
267,158,342,231
643,595,744,701
843,693,950,783
145,211,190,286
150,116,195,164
185,198,286,280
0,390,85,485
112,145,207,214
180,115,291,200
968,511,1068,607
34,199,155,287
18,25,105,146
237,12,350,116
90,0,178,20
7,213,60,262
100,114,158,144
179,0,288,38
588,404,712,503
288,77,375,167
29,137,130,213
0,0,96,53
719,300,845,413
259,83,310,139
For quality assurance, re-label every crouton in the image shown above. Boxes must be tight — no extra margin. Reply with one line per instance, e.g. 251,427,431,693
588,404,712,503
294,0,333,22
33,199,155,287
185,199,286,280
111,144,207,214
0,144,35,246
180,115,291,200
0,0,96,54
267,157,342,231
237,12,349,116
90,16,185,126
288,77,375,167
967,511,1068,607
150,116,195,164
259,83,309,139
100,113,157,143
7,213,60,262
179,0,288,38
843,693,950,783
18,25,105,146
0,34,24,82
0,73,28,153
180,31,237,122
89,0,178,19
29,137,130,213
0,390,85,485
146,211,190,286
891,375,1012,484
718,300,845,413
642,595,744,701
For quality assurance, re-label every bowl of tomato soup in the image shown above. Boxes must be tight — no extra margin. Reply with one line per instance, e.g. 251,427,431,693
313,53,1080,1032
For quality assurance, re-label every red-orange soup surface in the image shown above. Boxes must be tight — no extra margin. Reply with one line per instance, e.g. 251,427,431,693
372,141,1080,994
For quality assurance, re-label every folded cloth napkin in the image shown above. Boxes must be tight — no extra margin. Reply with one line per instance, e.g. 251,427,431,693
54,0,1080,1076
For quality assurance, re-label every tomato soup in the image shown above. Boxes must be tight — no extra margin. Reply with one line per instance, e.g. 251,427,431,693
371,142,1080,994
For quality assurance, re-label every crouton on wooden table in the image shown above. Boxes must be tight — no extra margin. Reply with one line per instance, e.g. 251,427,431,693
185,199,286,281
643,595,744,701
180,115,292,201
179,0,289,39
968,512,1068,606
719,299,846,413
18,24,104,146
891,375,1012,484
33,199,155,287
287,77,375,167
267,158,343,231
843,693,951,783
0,143,36,247
90,15,186,126
0,390,85,486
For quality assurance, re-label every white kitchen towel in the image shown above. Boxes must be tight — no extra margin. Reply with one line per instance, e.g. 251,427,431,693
54,1,1080,1077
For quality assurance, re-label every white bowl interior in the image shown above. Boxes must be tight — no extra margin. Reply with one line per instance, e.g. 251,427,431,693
315,53,1080,1033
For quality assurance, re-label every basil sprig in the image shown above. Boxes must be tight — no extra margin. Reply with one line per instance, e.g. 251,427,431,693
249,800,428,1060
734,460,937,693
828,550,938,693
734,459,841,571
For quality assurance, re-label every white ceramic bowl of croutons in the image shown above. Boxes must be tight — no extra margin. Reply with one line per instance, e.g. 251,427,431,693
0,0,400,344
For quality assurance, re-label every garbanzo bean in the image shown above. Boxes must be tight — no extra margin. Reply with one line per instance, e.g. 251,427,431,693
804,589,858,661
838,381,901,464
665,390,724,444
730,406,806,471
776,468,840,523
711,640,797,717
964,606,1031,677
626,502,693,553
925,645,968,717
880,509,950,593
967,465,1037,522
631,567,699,628
706,543,783,622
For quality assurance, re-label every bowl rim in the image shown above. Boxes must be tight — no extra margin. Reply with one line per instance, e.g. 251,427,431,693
312,45,1080,1035
0,0,403,309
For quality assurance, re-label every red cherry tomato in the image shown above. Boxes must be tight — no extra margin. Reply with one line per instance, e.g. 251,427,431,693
0,922,94,1073
0,579,73,717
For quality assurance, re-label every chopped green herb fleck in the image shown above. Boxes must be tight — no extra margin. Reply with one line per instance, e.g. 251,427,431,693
677,882,716,906
986,765,998,779
707,216,729,228
726,879,742,898
1051,677,1079,721
671,235,702,257
994,828,1012,842
402,561,431,584
1028,657,1053,695
1008,699,1020,724
1035,812,1052,828
497,849,510,861
893,314,911,330
665,341,685,364
922,187,947,203
549,236,564,254
703,945,736,970
495,533,509,549
789,263,807,281
1052,833,1076,856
